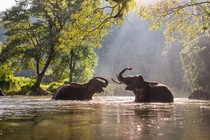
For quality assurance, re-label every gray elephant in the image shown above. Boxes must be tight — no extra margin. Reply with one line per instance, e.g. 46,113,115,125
112,68,174,103
52,77,108,100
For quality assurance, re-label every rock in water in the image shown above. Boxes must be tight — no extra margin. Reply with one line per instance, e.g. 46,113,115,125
188,89,210,100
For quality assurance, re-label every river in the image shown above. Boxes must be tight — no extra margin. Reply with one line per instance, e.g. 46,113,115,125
0,96,210,140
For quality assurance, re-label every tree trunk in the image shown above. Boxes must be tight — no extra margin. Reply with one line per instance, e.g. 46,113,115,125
34,13,57,95
69,69,73,83
68,50,76,83
35,46,55,95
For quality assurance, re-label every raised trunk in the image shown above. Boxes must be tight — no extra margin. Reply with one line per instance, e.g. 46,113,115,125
117,68,132,83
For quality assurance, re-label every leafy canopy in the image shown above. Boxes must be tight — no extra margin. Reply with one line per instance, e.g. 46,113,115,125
52,46,98,83
139,0,210,45
0,0,137,92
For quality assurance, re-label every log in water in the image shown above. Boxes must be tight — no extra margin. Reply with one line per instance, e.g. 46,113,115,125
0,96,210,140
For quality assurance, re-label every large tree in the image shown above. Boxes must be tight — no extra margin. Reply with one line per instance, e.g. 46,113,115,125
0,0,136,94
139,0,210,45
138,0,210,93
52,45,98,83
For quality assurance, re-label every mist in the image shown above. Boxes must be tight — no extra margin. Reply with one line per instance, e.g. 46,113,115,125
95,9,187,95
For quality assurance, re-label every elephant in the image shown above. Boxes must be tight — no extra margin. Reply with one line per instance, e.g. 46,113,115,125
0,88,4,96
52,77,108,100
112,68,174,103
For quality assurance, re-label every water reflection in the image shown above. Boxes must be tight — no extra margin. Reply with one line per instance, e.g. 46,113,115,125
0,96,210,139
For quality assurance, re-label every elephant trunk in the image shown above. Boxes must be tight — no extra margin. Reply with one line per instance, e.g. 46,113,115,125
117,67,132,83
95,77,108,87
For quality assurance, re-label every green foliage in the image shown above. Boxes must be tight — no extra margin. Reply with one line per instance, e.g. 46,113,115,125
0,58,15,81
139,0,210,45
0,0,131,90
1,0,47,79
180,35,210,91
46,82,63,93
138,0,210,94
108,0,137,19
0,76,36,95
52,45,98,83
0,0,137,94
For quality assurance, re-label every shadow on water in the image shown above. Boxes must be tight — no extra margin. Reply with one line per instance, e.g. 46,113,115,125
0,96,210,140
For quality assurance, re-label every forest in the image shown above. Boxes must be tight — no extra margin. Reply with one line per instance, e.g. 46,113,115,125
0,0,210,98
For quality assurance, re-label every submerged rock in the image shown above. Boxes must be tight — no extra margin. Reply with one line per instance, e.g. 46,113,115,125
188,89,210,100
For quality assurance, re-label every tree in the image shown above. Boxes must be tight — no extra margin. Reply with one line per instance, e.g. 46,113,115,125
1,0,82,93
0,43,14,89
181,35,210,91
0,0,136,94
139,0,210,45
52,45,98,83
138,0,210,95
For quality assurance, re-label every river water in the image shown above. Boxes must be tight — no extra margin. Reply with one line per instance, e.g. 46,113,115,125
0,96,210,140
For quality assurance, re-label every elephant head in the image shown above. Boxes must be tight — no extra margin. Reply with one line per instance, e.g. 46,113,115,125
112,67,145,91
87,77,109,93
52,77,108,100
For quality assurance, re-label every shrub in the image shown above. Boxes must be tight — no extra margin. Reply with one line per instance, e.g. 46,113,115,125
46,82,63,93
0,76,36,95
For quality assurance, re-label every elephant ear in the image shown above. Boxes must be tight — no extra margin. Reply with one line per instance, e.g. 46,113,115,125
127,74,144,90
87,78,96,92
